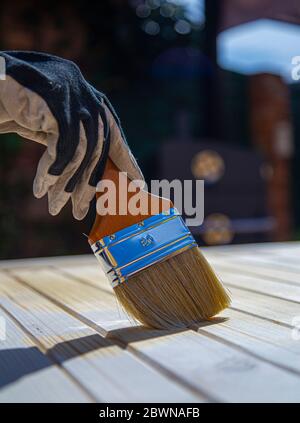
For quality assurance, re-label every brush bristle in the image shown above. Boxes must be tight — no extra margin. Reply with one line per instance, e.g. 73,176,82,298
114,247,231,329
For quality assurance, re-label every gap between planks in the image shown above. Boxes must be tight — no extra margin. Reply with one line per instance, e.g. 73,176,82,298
0,305,92,403
52,263,300,329
0,270,205,403
52,263,300,367
7,265,300,402
0,303,95,403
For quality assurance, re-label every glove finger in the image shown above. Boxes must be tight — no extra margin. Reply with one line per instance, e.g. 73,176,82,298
46,170,74,216
34,121,88,213
87,100,110,187
48,187,71,216
33,127,63,198
71,185,95,220
65,109,99,193
71,115,104,219
104,104,144,181
33,148,59,199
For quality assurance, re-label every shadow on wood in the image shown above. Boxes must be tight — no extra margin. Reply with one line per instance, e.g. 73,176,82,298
107,317,229,345
0,334,110,389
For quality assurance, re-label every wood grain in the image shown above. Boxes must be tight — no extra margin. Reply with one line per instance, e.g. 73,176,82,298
2,242,300,402
10,264,300,403
0,271,198,403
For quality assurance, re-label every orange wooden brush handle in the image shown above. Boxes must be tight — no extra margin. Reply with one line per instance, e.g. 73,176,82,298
88,158,171,244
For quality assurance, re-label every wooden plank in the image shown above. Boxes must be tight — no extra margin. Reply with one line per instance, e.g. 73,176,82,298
0,306,90,403
54,264,112,293
54,266,300,370
53,258,300,327
57,260,300,304
55,260,300,380
215,268,300,303
11,266,300,402
11,268,132,329
203,245,300,281
208,249,300,269
0,271,198,403
205,245,300,272
203,242,300,256
209,257,300,287
47,266,300,327
197,308,300,374
119,326,300,402
217,308,300,353
0,255,94,270
55,261,300,327
229,286,300,327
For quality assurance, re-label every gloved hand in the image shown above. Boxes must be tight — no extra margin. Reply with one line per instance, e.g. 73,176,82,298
0,51,143,219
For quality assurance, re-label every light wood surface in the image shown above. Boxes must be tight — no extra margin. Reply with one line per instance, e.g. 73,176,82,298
1,242,300,402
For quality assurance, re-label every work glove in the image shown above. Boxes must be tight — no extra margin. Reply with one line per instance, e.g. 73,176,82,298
0,51,143,219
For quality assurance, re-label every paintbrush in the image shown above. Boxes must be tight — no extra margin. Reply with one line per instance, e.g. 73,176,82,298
88,158,230,329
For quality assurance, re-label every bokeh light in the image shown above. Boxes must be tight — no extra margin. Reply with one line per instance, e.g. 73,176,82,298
203,214,234,245
174,19,191,34
191,150,225,183
143,20,160,35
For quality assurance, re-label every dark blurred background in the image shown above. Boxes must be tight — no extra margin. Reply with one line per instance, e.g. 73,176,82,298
1,0,300,259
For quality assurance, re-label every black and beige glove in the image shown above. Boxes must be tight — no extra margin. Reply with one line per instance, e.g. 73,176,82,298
0,51,143,219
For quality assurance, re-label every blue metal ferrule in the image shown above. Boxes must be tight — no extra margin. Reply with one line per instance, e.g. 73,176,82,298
91,208,197,288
